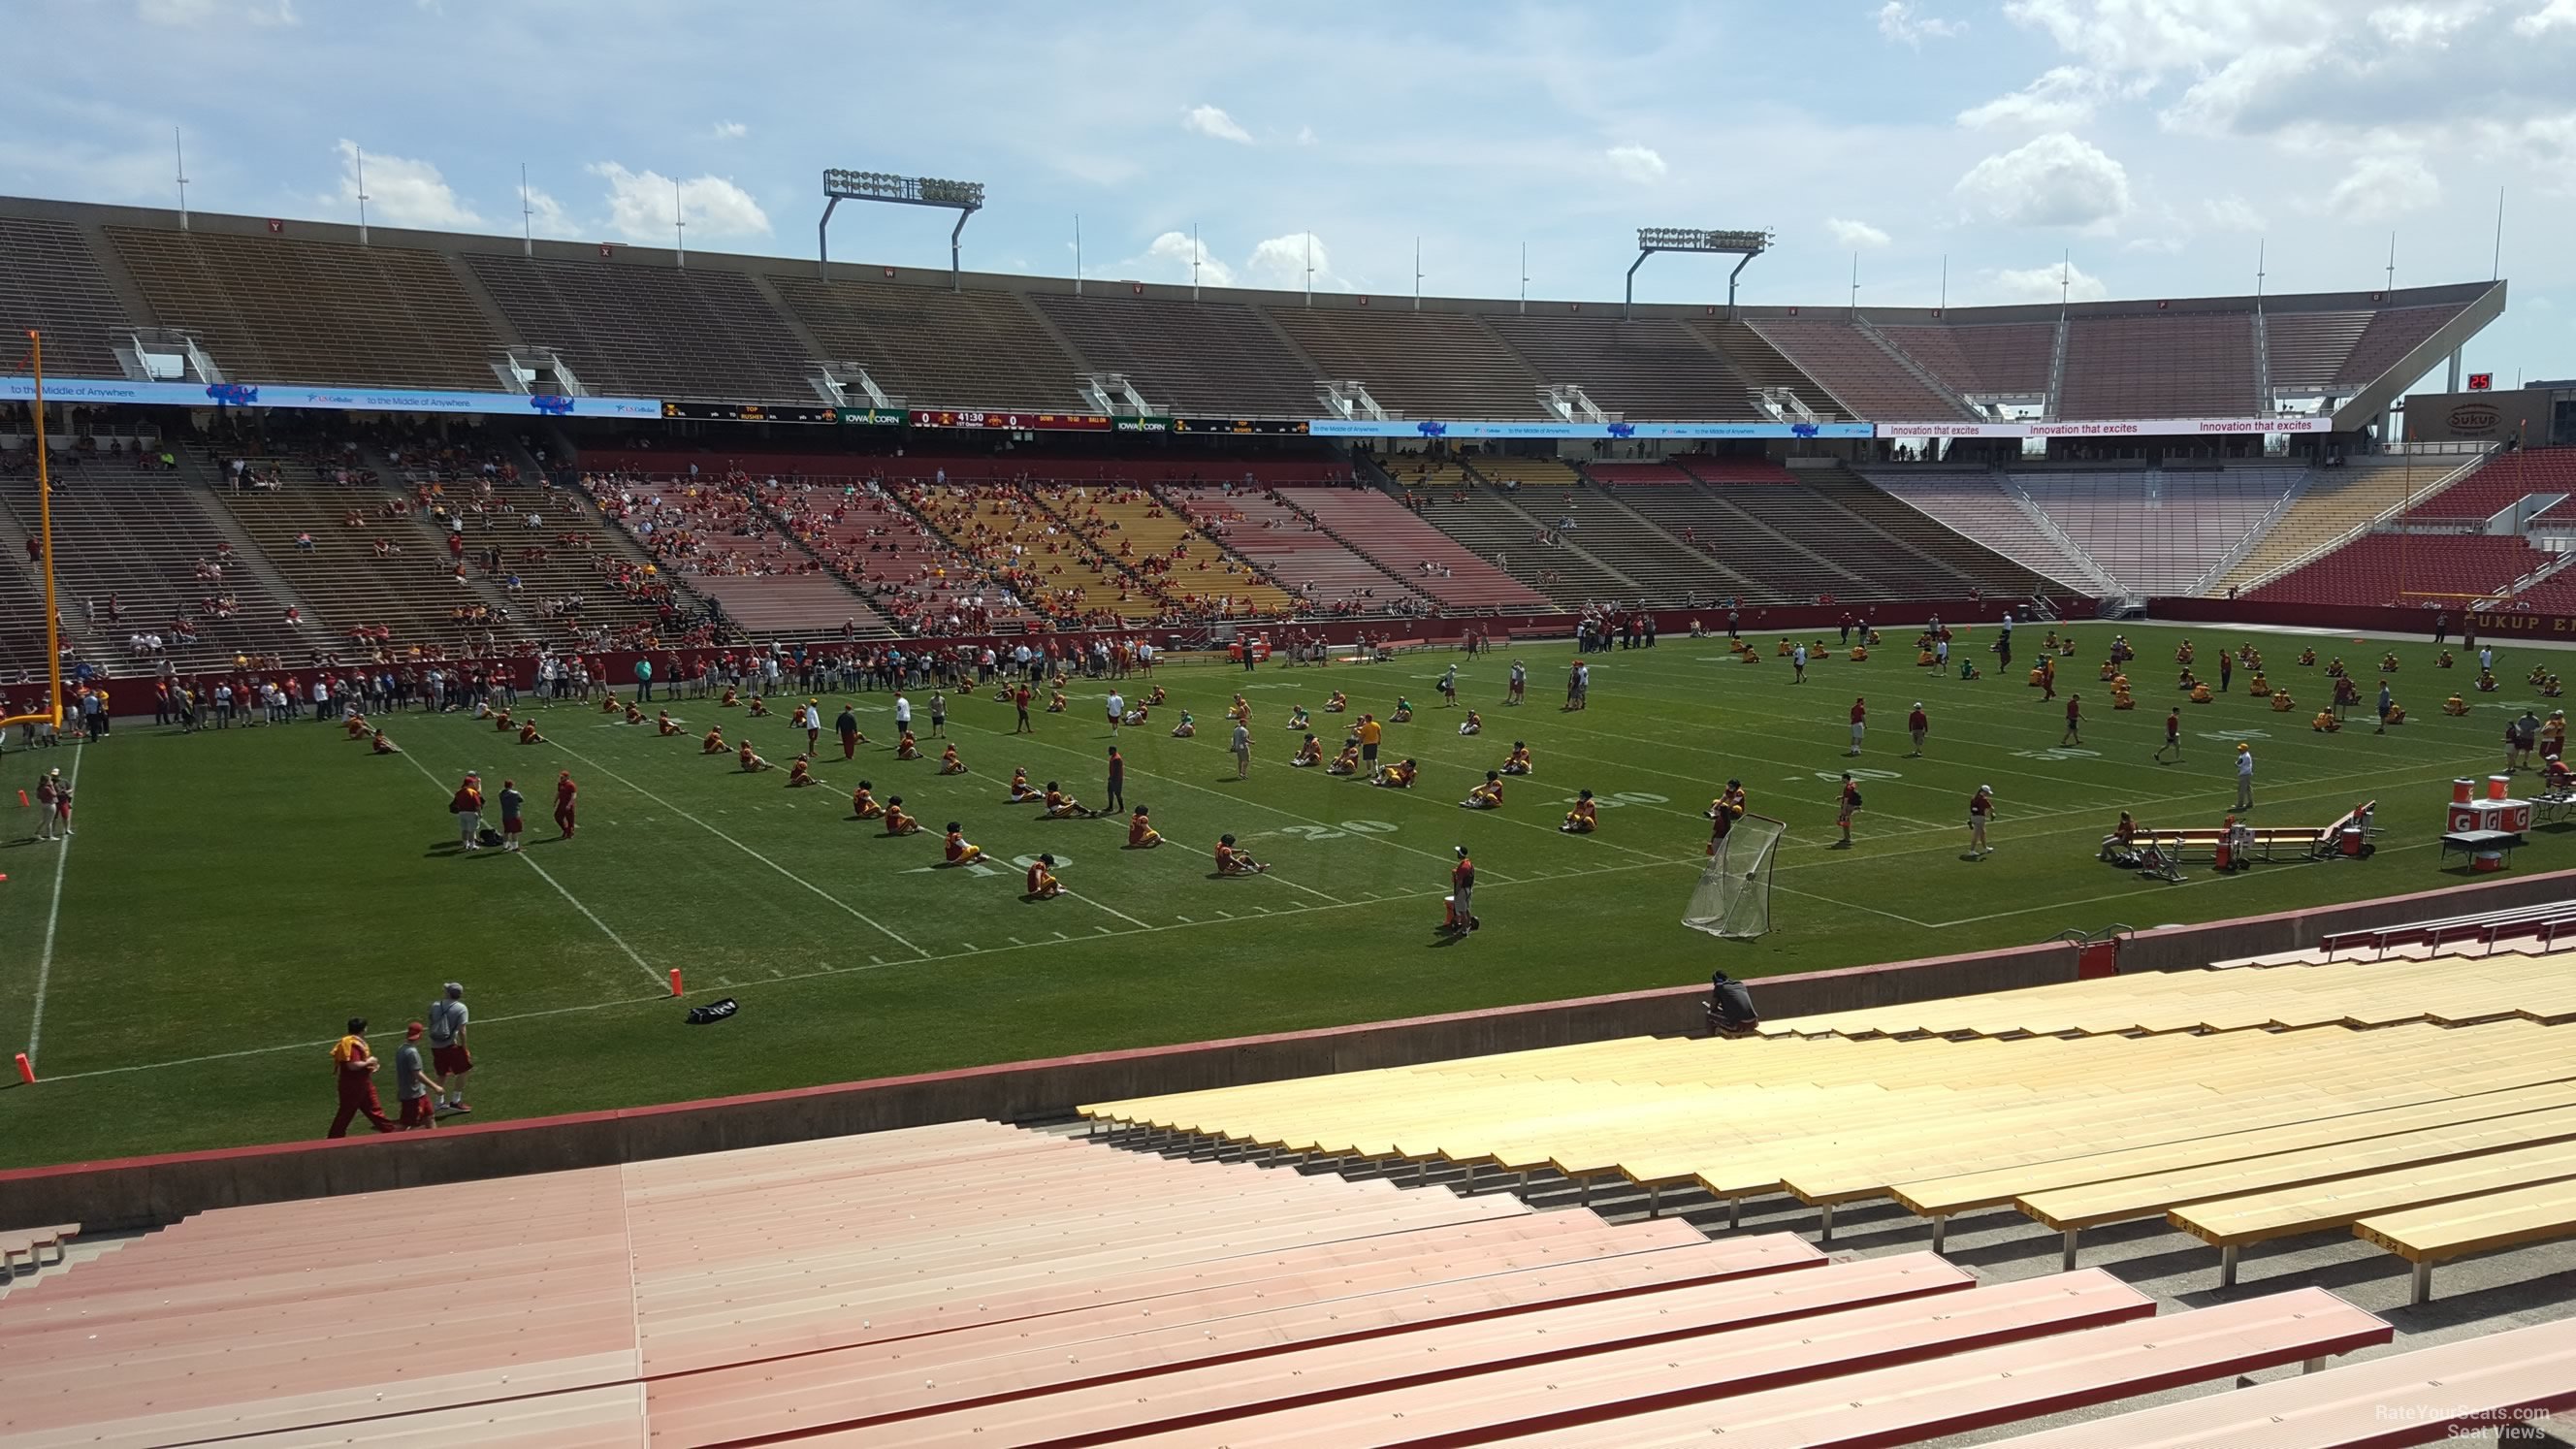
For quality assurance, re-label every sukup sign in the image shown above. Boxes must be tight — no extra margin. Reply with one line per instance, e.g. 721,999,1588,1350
2449,403,2503,436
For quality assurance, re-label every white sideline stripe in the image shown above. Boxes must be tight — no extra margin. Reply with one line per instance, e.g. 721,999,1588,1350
392,748,661,988
546,739,929,959
36,855,1699,1086
24,742,84,1066
1067,891,1156,930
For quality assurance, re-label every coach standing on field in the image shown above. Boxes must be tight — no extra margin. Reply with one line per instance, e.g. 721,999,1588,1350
426,982,473,1114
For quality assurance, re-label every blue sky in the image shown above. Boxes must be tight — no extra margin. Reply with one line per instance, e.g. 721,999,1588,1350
12,0,2573,391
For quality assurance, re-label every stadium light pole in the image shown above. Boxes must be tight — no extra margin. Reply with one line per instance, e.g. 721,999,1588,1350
354,145,370,246
175,128,190,232
1626,227,1772,320
818,169,987,291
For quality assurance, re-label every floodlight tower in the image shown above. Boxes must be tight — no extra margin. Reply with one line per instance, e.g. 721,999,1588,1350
818,169,987,291
1626,226,1774,320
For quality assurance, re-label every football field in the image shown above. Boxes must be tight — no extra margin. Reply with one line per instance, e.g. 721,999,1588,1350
0,621,2553,1167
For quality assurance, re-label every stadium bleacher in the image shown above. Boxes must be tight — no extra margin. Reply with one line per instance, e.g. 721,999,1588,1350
1748,318,1969,420
2014,467,2307,596
1167,486,1437,614
2398,445,2576,524
1267,306,1549,419
2247,530,2554,609
1026,294,1322,416
1480,314,1766,419
2057,313,2261,420
1287,488,1555,611
1863,468,2114,594
467,254,816,403
774,274,1090,413
2210,455,2467,596
0,217,135,377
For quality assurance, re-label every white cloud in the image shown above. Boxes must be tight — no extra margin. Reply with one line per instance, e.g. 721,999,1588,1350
1183,105,1253,145
1244,232,1346,291
2202,194,2268,231
521,184,580,240
2515,0,2576,32
1991,260,2109,303
1825,216,1891,249
1958,66,2100,130
2324,152,2442,219
1604,144,1667,183
1952,132,2133,229
139,0,296,24
328,141,482,229
1295,124,1318,146
1877,0,1964,44
711,120,748,141
590,163,770,243
1130,231,1237,287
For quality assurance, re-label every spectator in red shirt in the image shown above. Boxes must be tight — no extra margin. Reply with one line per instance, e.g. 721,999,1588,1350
1847,697,1867,757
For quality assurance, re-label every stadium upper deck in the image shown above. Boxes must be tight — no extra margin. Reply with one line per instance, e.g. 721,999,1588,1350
0,195,2501,435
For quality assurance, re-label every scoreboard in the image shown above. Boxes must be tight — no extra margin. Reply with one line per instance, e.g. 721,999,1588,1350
906,409,1116,431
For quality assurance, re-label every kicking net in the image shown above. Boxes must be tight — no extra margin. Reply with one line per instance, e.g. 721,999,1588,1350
1683,813,1786,940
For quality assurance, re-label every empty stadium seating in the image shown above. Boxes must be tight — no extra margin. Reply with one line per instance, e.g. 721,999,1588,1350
774,275,1089,412
1863,469,2113,593
468,254,815,402
2338,302,2470,388
2265,309,2372,394
1167,487,1436,613
2057,312,2259,419
1464,456,1581,487
110,226,501,391
1412,489,1646,605
1688,319,1841,416
2014,467,2306,595
1884,321,2055,398
2399,445,2576,524
1480,314,1762,419
0,218,135,377
1806,470,2058,597
1268,307,1547,419
1749,319,1968,419
2211,455,2471,595
2248,531,2552,608
1605,485,1864,603
1029,294,1324,416
1288,489,1554,610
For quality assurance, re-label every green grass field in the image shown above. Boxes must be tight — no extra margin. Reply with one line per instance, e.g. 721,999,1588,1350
0,621,2555,1168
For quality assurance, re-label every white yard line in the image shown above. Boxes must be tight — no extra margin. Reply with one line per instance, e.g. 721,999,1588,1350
544,738,930,959
391,746,661,988
23,742,84,1066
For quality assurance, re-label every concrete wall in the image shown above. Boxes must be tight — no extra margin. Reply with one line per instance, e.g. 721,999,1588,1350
8,865,2569,1232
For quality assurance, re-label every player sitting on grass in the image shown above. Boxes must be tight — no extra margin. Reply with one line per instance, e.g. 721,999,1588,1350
1043,781,1100,819
2436,649,2455,668
490,706,512,730
1287,703,1310,730
1140,684,1164,706
939,743,967,775
1462,771,1504,810
370,727,400,755
1500,741,1532,775
624,702,644,725
1291,733,1323,766
1373,757,1418,789
1128,806,1162,848
1326,739,1360,775
1391,696,1415,724
786,755,820,787
1562,789,1599,834
1214,833,1269,875
1046,690,1068,713
599,695,620,715
2313,710,2341,733
2446,693,2471,715
1228,694,1251,723
702,724,728,755
719,687,740,707
1024,853,1064,898
2478,669,2502,692
2548,674,2568,699
851,782,884,819
882,796,921,835
344,711,372,739
748,695,773,718
895,729,922,759
1008,767,1042,802
2297,647,2317,665
658,710,683,735
2382,652,2401,673
1121,704,1150,726
518,720,546,745
943,822,985,865
1458,709,1483,736
1325,691,1348,713
737,740,776,772
1170,711,1197,738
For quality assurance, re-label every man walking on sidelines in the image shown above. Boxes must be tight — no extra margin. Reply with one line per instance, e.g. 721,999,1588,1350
1906,701,1928,757
1847,696,1867,757
1967,784,1996,860
2155,707,2183,763
2236,742,2256,811
326,1016,398,1138
2061,692,2083,746
426,982,473,1114
1232,719,1252,781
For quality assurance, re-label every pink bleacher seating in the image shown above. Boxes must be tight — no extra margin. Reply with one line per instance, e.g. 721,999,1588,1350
2402,446,2576,523
1885,321,2056,398
577,449,1353,489
1291,490,1553,611
2338,303,2469,388
2248,531,2553,608
1169,487,1433,615
2013,468,2306,595
1749,319,1969,420
754,480,1020,634
2056,313,2260,419
1863,469,2107,591
580,471,886,636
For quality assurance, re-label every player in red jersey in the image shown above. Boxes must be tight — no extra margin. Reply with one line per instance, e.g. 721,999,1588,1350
554,771,578,837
